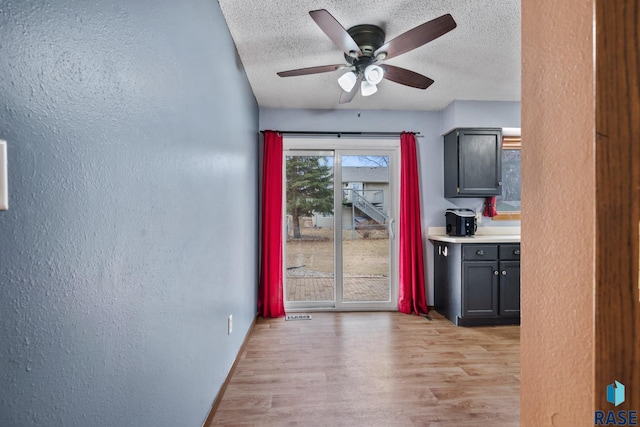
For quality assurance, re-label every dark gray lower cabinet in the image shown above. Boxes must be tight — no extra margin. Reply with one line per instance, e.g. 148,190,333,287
462,261,499,318
434,242,520,326
498,260,521,316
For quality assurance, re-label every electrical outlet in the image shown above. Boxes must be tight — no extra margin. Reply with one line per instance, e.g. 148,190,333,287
228,315,232,335
476,212,482,224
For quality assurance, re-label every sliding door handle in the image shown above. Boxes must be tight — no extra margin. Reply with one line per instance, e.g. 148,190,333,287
389,218,395,240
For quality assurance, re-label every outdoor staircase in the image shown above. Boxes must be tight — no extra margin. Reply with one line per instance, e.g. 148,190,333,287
352,191,389,225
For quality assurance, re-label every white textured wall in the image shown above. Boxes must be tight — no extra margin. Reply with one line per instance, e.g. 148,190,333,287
0,1,259,425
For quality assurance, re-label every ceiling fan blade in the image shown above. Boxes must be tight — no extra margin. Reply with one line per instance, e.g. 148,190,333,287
310,9,362,57
381,65,434,89
277,64,345,77
339,75,363,104
374,14,457,61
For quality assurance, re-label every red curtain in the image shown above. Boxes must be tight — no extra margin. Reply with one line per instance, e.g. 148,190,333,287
258,131,285,318
483,196,498,217
398,132,428,315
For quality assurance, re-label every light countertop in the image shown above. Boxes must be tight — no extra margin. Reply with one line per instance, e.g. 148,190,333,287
427,226,521,244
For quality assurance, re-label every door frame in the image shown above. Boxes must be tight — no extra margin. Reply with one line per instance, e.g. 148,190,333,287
283,136,400,311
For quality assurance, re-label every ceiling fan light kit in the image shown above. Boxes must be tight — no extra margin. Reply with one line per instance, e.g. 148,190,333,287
277,9,457,104
364,64,384,85
360,80,378,97
338,71,358,92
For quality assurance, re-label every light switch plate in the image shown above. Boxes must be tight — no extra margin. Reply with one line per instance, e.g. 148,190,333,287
0,140,7,210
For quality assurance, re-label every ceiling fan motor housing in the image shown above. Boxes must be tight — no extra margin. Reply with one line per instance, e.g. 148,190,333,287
344,24,385,65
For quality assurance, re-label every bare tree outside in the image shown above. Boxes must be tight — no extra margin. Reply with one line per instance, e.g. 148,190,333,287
356,156,389,167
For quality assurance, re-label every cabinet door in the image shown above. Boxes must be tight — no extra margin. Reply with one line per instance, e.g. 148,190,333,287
462,261,498,317
499,261,521,316
457,129,502,196
434,243,448,312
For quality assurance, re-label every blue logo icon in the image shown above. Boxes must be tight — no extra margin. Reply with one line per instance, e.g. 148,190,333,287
595,381,636,425
608,381,626,407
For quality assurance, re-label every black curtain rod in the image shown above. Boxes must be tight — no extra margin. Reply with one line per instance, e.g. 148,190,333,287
260,130,422,138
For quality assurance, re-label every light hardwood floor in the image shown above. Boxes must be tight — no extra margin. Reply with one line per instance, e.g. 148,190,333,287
209,311,520,427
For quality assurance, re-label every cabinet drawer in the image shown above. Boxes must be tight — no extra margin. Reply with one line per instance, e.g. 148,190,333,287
500,244,521,260
463,245,498,261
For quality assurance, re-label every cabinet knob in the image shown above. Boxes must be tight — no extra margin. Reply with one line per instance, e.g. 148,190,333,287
476,250,485,256
514,249,520,255
498,181,503,186
493,271,499,276
501,271,507,276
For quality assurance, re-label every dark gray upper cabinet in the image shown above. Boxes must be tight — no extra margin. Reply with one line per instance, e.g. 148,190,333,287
444,128,503,197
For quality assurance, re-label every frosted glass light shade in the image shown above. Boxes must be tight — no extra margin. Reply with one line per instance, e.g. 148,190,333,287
361,80,378,97
364,64,384,85
338,71,357,92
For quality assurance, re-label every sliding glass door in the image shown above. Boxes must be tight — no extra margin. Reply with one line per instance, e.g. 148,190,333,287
284,140,398,311
339,154,391,306
284,152,335,308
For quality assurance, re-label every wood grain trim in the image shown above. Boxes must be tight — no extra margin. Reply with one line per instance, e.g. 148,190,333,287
492,212,521,221
502,136,521,150
595,0,640,410
203,315,258,427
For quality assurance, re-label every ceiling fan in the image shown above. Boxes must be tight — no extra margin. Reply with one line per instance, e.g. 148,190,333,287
277,9,457,104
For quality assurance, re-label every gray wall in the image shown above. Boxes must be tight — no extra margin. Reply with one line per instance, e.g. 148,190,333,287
260,102,520,303
441,100,522,134
0,1,258,426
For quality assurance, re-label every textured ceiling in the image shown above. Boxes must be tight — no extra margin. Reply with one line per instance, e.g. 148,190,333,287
218,1,520,111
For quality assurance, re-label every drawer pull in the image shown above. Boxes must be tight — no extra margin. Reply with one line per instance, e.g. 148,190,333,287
514,249,521,255
476,250,485,256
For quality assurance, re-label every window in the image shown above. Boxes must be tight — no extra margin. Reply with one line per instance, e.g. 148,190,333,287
494,135,521,220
